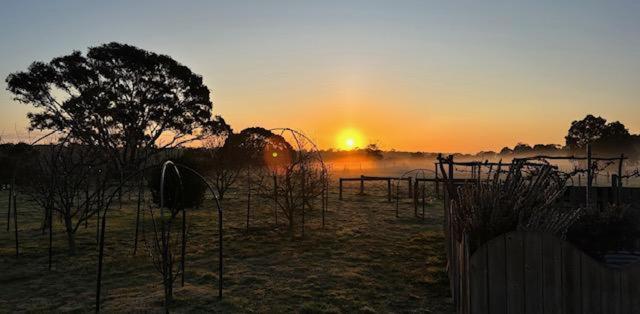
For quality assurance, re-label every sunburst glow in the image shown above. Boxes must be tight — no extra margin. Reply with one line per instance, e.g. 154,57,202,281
336,128,363,150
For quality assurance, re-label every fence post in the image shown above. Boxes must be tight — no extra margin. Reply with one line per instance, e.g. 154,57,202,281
301,169,306,237
471,164,476,181
339,179,343,200
421,182,426,220
6,182,12,231
273,174,278,225
48,204,52,270
407,177,413,198
413,179,418,215
321,179,325,228
435,163,440,195
612,174,620,205
586,144,592,208
13,194,18,257
618,154,624,187
246,175,251,232
359,175,364,195
387,179,391,202
448,155,454,187
395,182,399,218
618,154,624,205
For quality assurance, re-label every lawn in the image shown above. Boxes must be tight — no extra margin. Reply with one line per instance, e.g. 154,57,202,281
0,182,452,313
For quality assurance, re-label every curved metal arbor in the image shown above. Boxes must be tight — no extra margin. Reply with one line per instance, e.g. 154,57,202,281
268,128,329,231
395,168,436,218
95,161,224,312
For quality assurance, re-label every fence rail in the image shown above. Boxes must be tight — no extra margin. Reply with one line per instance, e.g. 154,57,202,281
338,175,412,201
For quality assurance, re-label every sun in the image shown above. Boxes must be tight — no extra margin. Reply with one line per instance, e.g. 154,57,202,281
345,138,355,148
336,128,363,150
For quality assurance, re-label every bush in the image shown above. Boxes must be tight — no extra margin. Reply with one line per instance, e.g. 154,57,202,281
146,150,208,209
0,142,39,187
567,204,640,258
446,161,582,253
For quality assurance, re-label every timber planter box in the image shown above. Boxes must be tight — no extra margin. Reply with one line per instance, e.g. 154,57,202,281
450,231,640,314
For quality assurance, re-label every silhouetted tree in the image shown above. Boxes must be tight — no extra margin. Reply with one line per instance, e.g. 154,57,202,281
476,151,497,159
499,146,513,155
513,143,533,155
230,127,282,168
532,144,561,154
6,42,222,189
565,115,628,149
365,143,384,160
564,115,640,157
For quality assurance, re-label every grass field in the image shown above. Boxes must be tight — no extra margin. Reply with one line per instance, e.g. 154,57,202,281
0,181,452,313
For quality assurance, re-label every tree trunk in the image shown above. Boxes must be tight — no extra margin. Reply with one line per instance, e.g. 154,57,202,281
164,277,173,310
6,182,12,231
41,205,48,235
48,206,53,270
64,215,76,255
288,206,295,239
133,178,143,255
66,231,77,256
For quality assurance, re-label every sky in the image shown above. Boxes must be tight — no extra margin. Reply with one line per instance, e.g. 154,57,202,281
1,1,639,153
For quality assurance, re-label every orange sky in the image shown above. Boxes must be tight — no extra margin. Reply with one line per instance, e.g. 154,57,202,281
2,2,640,153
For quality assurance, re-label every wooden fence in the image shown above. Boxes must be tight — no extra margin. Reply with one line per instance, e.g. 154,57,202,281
451,231,640,314
443,184,640,313
562,186,640,209
338,175,412,201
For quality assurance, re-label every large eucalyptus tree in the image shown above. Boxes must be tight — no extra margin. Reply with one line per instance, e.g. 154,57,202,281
6,42,221,180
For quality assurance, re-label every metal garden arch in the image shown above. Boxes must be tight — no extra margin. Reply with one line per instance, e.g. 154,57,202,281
95,161,224,312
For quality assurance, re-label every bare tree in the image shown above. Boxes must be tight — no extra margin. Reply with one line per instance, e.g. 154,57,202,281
142,162,188,308
24,142,109,255
203,118,238,200
256,130,328,237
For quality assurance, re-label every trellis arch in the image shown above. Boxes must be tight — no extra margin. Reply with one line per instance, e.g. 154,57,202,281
267,128,330,230
95,161,224,312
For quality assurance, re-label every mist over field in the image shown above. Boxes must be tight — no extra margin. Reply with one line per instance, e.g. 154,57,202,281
322,149,640,187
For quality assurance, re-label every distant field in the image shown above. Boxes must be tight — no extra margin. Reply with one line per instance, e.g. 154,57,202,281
330,158,640,187
0,180,452,313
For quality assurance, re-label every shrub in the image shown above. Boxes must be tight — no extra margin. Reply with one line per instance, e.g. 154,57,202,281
567,204,640,258
146,151,208,209
446,161,582,253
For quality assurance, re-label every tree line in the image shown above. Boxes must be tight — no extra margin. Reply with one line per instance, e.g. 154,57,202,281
2,42,329,307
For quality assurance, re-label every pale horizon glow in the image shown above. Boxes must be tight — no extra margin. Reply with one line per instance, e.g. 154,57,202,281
1,1,640,153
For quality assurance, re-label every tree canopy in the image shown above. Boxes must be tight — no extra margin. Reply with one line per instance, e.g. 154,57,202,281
221,127,293,169
565,115,631,150
6,42,220,171
564,115,640,156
